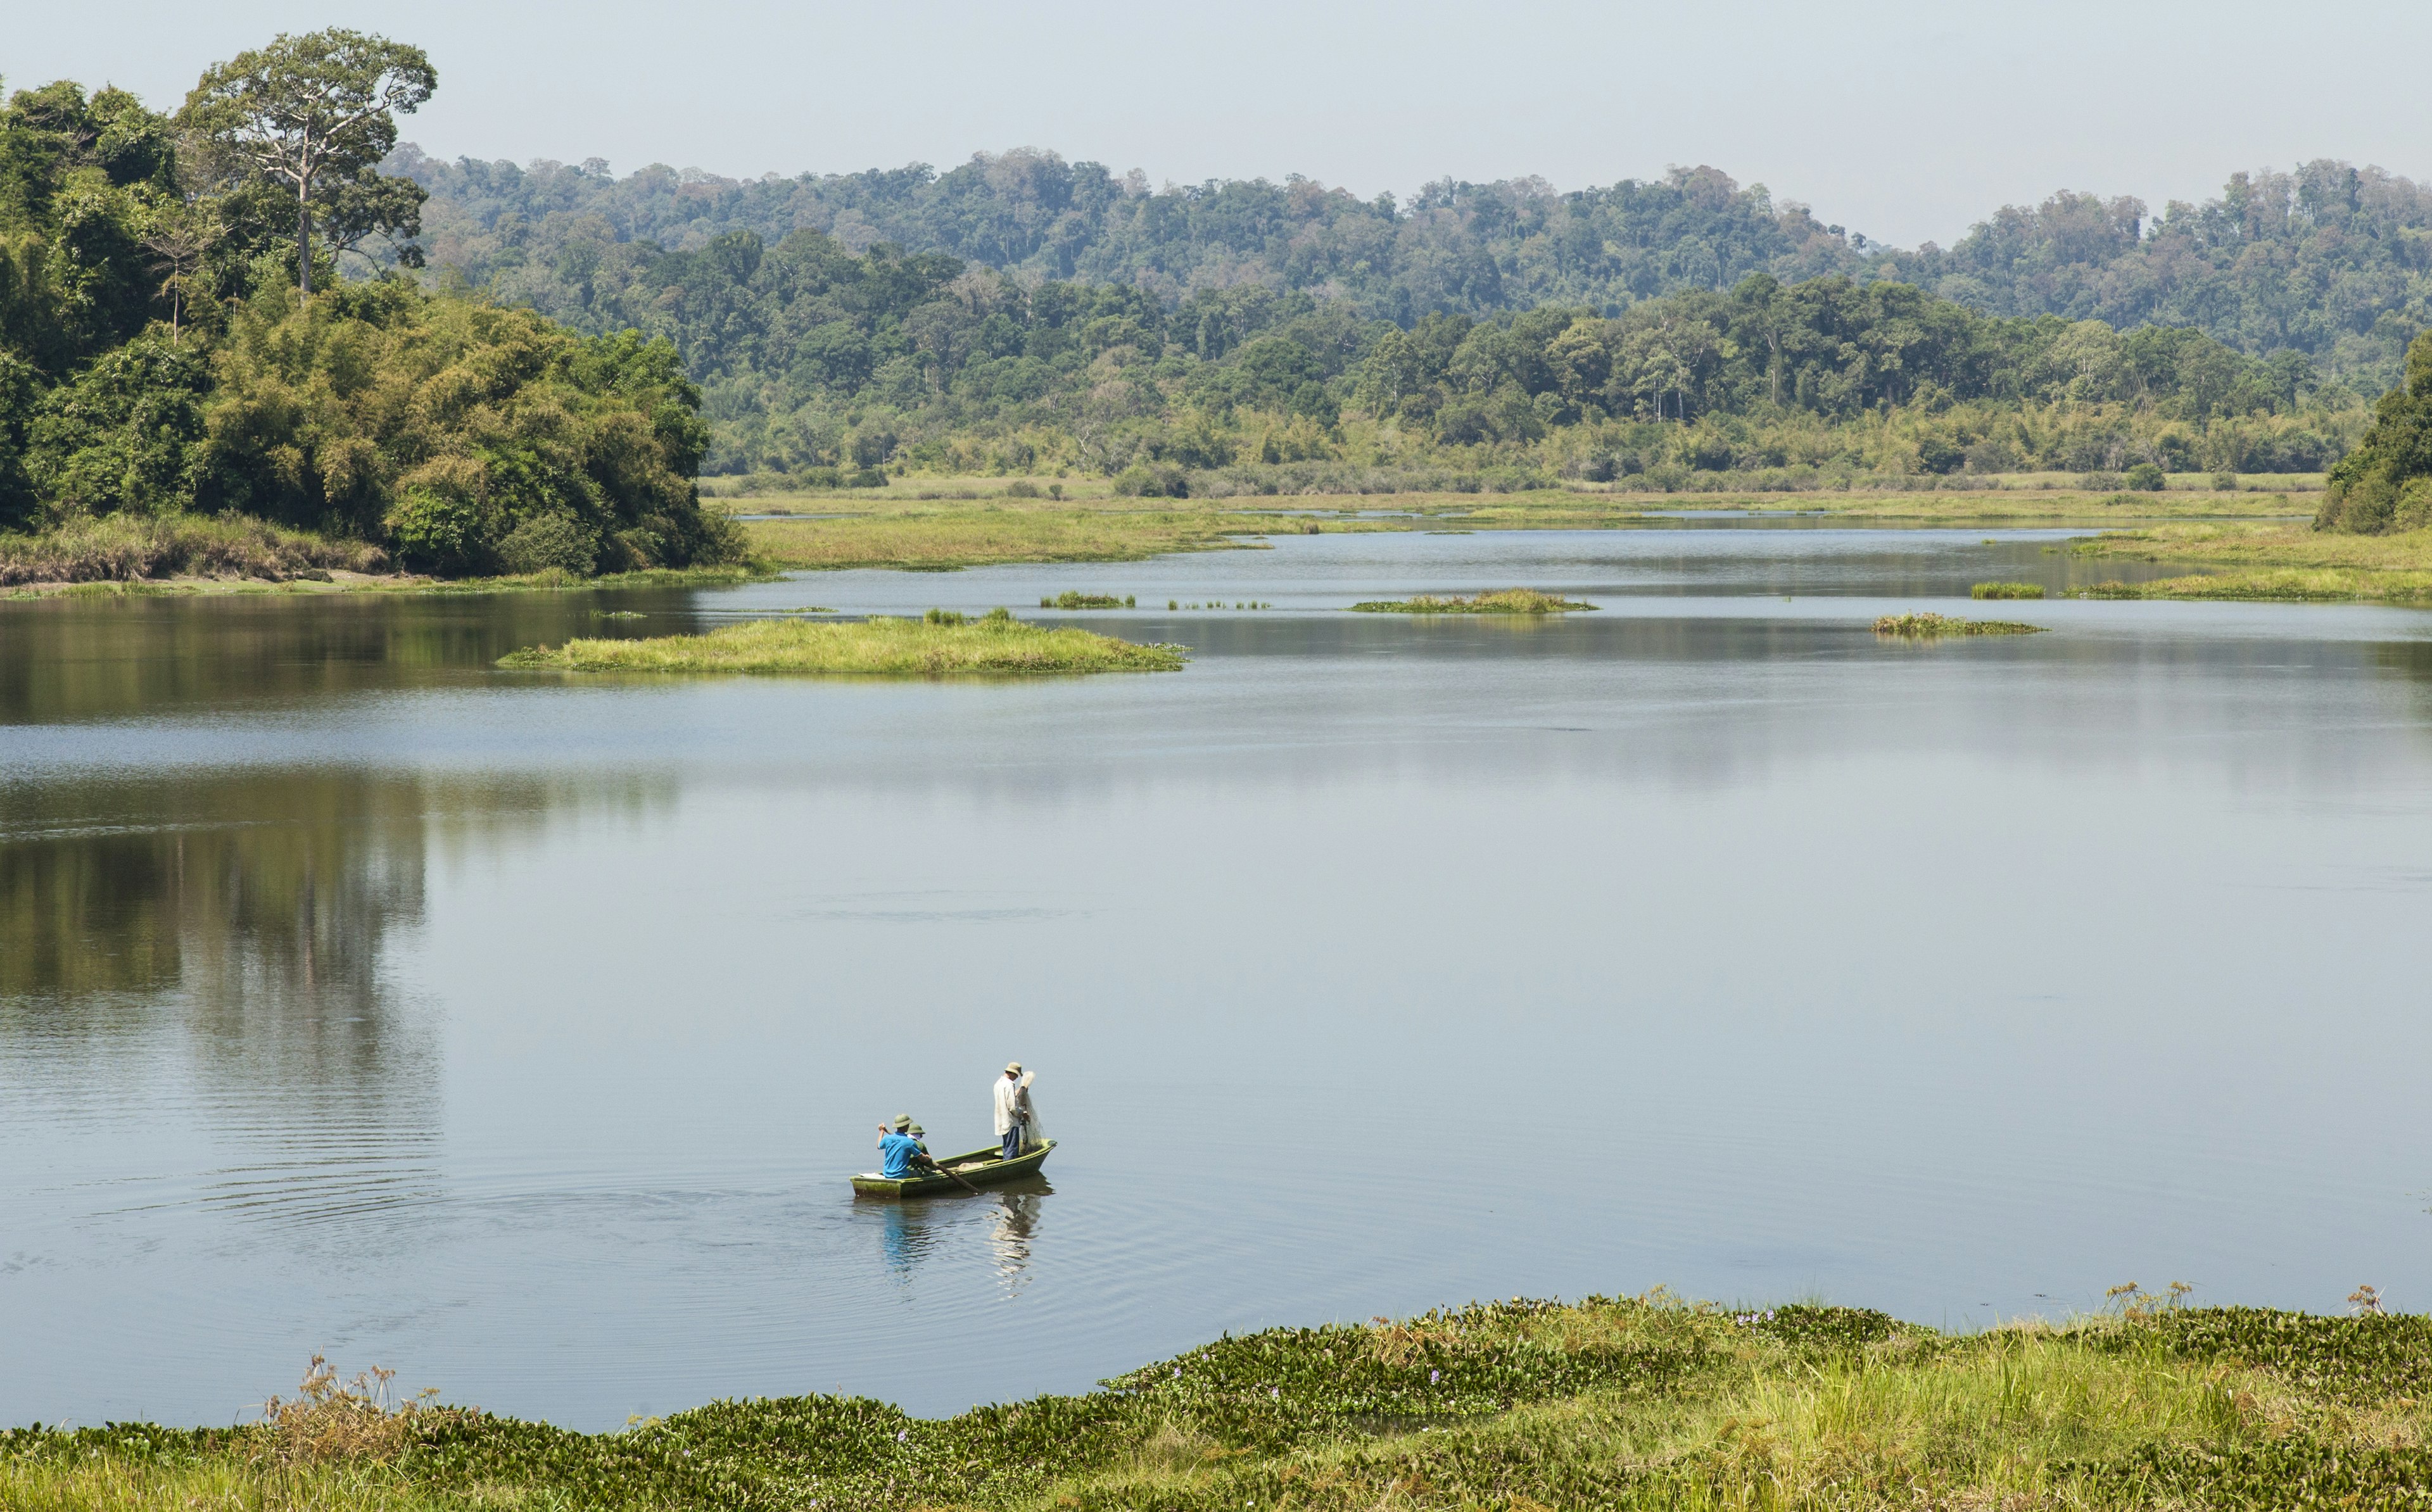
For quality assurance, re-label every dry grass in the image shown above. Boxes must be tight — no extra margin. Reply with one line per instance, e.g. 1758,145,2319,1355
0,513,388,588
497,609,1186,676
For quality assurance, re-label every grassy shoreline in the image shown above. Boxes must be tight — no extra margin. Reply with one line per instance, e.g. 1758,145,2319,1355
0,515,776,599
2072,522,2432,603
499,610,1186,676
5,1293,2427,1509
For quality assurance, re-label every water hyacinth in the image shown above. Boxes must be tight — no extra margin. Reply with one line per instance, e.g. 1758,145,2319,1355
8,1296,2428,1508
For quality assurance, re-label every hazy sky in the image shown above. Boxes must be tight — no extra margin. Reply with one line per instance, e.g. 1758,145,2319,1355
15,1,2430,249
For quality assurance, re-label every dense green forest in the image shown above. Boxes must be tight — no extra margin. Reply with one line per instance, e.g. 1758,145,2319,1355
400,146,2432,390
395,208,2362,491
0,39,735,576
4,35,2422,552
2320,330,2432,532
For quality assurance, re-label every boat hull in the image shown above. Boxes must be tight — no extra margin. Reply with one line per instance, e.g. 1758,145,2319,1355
851,1139,1055,1198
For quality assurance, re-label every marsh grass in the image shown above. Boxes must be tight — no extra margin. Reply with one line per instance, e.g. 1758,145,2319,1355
1970,581,2046,599
742,507,1296,570
10,1297,2432,1510
0,513,387,587
2070,522,2432,603
1041,591,1134,608
1350,588,1595,614
497,610,1185,676
1873,612,2046,638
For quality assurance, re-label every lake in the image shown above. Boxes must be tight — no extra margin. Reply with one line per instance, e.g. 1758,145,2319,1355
6,522,2431,1429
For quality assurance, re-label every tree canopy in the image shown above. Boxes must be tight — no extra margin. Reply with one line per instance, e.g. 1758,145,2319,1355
2318,331,2432,533
397,149,2432,392
0,66,735,574
181,28,434,293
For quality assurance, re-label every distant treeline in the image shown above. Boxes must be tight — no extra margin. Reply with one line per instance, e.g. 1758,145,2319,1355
410,213,2363,489
400,147,2432,388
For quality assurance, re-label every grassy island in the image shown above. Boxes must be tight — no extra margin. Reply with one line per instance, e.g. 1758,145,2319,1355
6,1292,2431,1509
497,609,1184,677
1970,581,2047,600
1350,588,1596,614
1873,612,2046,638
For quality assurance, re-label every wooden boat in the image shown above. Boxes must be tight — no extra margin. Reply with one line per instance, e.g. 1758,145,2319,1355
851,1139,1056,1198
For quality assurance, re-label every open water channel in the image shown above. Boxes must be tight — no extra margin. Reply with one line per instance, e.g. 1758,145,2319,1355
5,522,2432,1428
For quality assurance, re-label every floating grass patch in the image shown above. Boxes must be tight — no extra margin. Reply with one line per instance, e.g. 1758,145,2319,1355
1348,588,1595,614
498,608,1185,677
1873,612,2046,637
1041,591,1134,608
1970,581,2046,599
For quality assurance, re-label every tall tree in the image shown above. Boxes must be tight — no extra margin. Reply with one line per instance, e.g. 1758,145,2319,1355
180,29,434,294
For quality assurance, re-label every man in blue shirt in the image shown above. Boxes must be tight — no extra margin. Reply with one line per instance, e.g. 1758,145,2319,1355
876,1114,923,1179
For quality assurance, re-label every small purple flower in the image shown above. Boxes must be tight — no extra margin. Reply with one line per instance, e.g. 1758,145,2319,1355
896,1429,906,1442
1429,1369,1440,1384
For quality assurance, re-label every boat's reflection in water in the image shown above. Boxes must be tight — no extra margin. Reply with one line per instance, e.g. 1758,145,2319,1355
873,1178,1054,1294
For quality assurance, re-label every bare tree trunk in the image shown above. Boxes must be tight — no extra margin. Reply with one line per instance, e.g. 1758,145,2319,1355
298,182,312,294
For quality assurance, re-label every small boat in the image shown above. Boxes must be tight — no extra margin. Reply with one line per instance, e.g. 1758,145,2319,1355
851,1139,1056,1198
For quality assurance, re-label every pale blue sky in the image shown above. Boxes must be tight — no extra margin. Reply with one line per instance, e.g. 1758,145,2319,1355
15,1,2429,248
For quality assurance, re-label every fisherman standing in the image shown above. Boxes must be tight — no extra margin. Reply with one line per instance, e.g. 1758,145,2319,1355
992,1062,1034,1161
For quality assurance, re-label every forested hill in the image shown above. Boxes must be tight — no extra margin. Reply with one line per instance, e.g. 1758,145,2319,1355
397,148,2432,387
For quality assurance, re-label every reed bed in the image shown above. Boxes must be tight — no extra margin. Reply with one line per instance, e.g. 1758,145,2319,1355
497,608,1185,676
1970,580,2047,598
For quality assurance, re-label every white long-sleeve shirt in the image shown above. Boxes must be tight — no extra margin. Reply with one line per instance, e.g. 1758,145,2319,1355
992,1075,1028,1137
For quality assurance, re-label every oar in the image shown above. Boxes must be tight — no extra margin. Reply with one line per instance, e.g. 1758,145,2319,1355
922,1156,982,1195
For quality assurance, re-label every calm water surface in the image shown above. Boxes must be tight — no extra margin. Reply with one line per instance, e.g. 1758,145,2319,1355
6,524,2431,1428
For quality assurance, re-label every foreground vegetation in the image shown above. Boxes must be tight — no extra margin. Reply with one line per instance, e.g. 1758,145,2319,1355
1350,589,1595,614
8,1293,2432,1509
497,608,1184,676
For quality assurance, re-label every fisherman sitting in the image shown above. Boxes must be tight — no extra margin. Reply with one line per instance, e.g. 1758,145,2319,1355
875,1114,924,1180
904,1123,944,1176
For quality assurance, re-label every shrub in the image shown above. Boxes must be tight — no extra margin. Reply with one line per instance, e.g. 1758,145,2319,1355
497,511,601,576
1113,462,1188,498
2124,462,2167,491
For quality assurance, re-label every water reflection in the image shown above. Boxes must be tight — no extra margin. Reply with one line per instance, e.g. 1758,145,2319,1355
866,1183,1051,1294
0,589,701,725
0,768,668,1232
989,1187,1048,1295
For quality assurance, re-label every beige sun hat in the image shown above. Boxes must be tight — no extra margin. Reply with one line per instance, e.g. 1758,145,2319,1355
1004,1061,1022,1074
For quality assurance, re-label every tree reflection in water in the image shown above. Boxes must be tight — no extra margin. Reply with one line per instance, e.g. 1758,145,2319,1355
0,768,661,1235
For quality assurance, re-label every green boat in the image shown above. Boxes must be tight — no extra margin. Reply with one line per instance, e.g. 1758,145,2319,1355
851,1139,1056,1198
